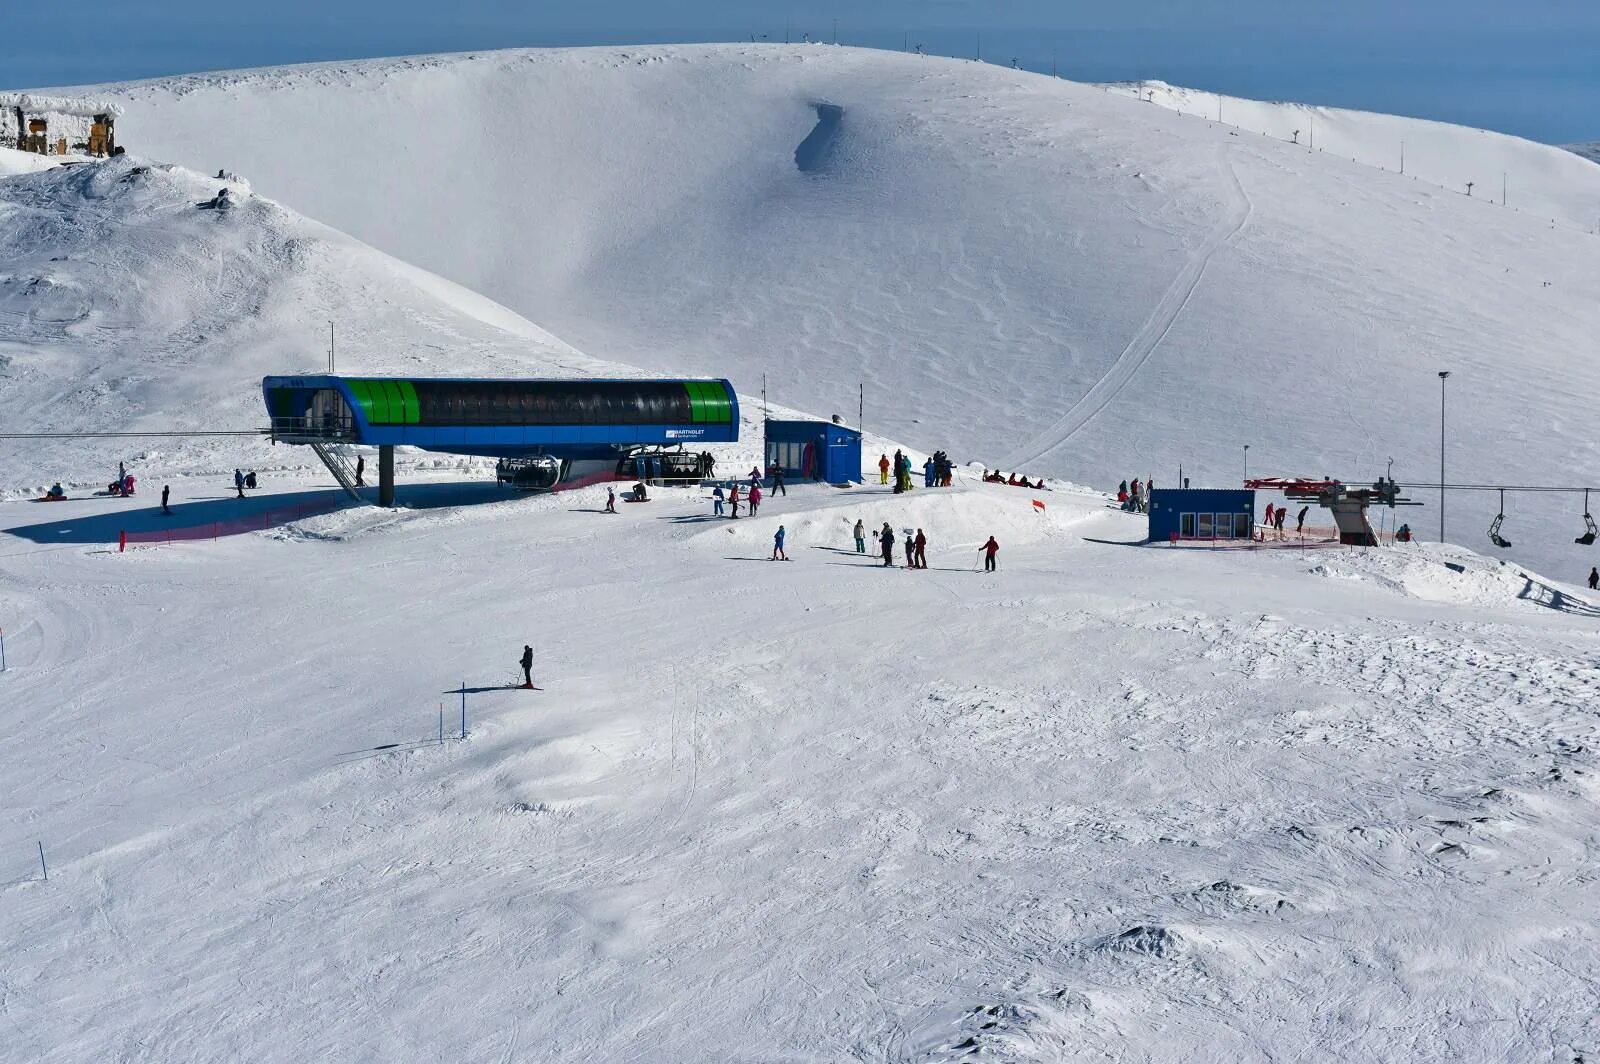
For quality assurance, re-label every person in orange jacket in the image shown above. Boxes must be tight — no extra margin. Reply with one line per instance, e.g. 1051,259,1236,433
878,453,891,485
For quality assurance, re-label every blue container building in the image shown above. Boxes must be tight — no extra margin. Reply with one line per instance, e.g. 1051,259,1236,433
1148,488,1257,542
763,419,862,484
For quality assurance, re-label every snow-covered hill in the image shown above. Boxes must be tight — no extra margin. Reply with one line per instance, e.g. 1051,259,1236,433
70,44,1600,579
0,156,610,493
1117,79,1600,230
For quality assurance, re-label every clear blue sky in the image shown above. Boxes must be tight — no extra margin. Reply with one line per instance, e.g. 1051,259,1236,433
5,1,1597,144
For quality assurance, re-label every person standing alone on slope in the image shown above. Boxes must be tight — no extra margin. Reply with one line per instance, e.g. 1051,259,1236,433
982,536,999,572
519,645,534,689
772,525,787,561
161,484,171,516
1590,567,1598,591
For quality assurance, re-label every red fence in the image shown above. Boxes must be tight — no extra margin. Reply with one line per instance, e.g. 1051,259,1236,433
120,497,343,552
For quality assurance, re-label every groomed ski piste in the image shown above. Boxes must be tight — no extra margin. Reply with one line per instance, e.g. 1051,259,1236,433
1,45,1599,1063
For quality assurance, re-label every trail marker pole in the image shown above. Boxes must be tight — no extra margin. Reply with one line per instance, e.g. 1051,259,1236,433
1438,371,1451,543
438,704,444,744
37,842,46,881
1,627,7,672
460,681,467,740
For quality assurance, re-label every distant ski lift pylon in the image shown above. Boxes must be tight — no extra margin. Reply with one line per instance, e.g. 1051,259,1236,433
1577,489,1597,546
1487,488,1512,549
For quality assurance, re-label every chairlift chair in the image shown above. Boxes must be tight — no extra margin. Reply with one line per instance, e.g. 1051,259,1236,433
1487,488,1512,549
1577,489,1597,546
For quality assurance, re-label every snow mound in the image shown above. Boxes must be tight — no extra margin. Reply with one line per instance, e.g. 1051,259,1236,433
702,480,1111,557
0,146,60,177
1307,546,1600,615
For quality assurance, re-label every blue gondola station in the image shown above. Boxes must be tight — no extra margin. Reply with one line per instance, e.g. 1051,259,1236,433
264,375,739,504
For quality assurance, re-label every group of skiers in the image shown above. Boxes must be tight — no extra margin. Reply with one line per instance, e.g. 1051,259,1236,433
985,469,1046,489
1117,478,1153,513
709,465,788,518
875,449,954,493
1261,501,1310,538
848,517,999,572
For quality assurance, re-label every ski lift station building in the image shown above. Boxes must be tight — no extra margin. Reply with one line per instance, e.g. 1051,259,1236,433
264,375,738,504
763,418,862,484
1148,488,1257,542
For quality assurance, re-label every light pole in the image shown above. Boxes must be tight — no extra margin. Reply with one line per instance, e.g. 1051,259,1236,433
1438,371,1450,542
1243,444,1250,483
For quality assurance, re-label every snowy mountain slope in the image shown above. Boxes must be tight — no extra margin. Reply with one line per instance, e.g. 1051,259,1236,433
0,156,611,493
68,45,1600,579
4,478,1599,1062
1568,142,1600,166
1115,79,1600,229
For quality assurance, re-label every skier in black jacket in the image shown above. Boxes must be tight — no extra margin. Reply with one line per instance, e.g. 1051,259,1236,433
519,645,534,688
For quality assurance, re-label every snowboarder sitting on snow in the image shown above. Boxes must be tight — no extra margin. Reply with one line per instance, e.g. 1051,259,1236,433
772,526,787,561
45,482,65,500
630,482,649,502
1396,523,1412,543
245,471,257,490
519,645,534,688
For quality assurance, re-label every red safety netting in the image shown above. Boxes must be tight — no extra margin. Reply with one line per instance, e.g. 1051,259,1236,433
120,498,344,552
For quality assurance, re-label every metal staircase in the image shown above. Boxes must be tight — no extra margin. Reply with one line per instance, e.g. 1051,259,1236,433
310,442,364,502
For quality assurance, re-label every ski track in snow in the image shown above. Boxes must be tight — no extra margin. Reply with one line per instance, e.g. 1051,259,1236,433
1002,143,1254,470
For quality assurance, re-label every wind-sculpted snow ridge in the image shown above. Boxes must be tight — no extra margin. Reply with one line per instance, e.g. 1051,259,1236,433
66,44,1600,578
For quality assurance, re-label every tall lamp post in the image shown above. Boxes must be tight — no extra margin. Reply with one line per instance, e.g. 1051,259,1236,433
1243,444,1250,483
1438,371,1450,543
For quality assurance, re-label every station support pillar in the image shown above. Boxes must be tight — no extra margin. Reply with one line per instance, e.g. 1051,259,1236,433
378,445,395,508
